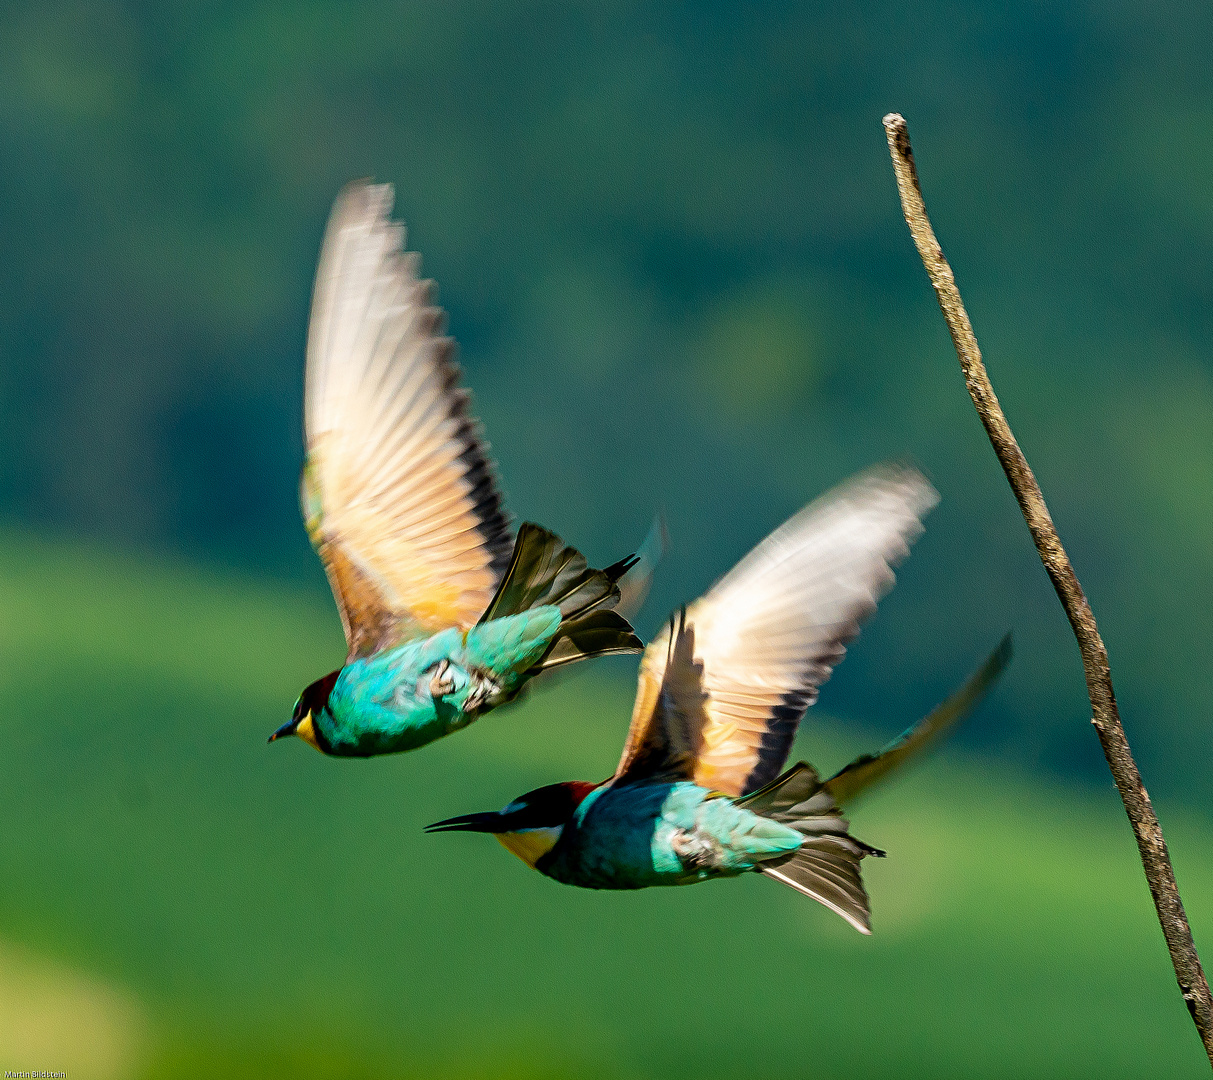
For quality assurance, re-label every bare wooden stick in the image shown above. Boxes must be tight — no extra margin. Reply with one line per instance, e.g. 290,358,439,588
882,111,1213,1065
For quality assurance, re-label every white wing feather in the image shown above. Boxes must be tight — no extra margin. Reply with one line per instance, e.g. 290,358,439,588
617,465,938,796
303,183,513,654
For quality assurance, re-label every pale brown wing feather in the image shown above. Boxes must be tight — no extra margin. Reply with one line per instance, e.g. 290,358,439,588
303,183,513,657
615,465,937,794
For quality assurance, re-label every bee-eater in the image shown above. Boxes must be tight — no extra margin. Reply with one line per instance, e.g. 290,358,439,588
271,182,655,757
428,467,1010,933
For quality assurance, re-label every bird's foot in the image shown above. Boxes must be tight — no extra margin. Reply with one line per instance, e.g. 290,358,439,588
426,659,457,699
462,673,502,714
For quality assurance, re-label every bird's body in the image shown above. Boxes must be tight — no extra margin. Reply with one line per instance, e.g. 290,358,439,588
536,780,804,890
312,608,561,755
429,466,1011,932
272,182,657,757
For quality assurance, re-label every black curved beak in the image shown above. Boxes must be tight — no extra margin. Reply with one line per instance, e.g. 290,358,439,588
268,717,300,743
424,811,506,834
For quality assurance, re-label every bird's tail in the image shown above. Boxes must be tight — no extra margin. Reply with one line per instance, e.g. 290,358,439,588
739,761,878,933
478,523,644,671
738,635,1012,934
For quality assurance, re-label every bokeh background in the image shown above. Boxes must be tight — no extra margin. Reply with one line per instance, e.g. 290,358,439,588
1,2,1212,1076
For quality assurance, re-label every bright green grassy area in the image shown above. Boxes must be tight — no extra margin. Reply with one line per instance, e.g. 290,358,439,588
1,533,1211,1079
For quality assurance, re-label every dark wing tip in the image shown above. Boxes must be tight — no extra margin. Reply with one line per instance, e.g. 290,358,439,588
823,634,1014,806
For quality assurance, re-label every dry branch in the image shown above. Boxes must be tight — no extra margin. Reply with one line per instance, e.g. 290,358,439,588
882,111,1213,1067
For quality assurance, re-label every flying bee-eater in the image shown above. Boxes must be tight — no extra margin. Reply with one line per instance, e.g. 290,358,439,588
271,182,656,757
428,466,1011,933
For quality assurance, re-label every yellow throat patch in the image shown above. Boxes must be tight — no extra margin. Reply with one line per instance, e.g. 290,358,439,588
496,827,563,868
295,711,321,752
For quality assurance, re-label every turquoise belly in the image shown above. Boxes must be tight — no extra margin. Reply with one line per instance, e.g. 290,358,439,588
540,782,803,890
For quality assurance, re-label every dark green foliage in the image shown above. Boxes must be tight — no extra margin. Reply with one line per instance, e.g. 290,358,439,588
140,1034,599,1080
0,1,1210,797
1,1,1209,803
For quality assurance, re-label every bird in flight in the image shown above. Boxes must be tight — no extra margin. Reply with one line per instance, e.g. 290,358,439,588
427,466,1009,933
271,183,654,757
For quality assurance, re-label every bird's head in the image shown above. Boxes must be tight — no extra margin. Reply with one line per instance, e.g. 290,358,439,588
425,781,600,868
269,670,340,753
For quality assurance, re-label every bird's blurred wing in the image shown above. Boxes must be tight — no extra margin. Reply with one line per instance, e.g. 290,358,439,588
615,465,938,794
303,182,514,659
613,610,709,786
823,633,1012,806
613,513,668,623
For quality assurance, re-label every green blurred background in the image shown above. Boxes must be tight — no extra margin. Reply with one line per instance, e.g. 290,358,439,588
1,1,1211,1076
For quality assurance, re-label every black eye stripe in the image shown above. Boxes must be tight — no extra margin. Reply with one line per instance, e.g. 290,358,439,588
507,783,584,828
507,805,563,830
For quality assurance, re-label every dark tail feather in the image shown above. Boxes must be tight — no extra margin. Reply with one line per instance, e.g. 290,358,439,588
740,636,1011,934
738,762,878,934
479,523,643,670
823,633,1012,806
737,760,826,816
539,609,644,671
761,838,873,935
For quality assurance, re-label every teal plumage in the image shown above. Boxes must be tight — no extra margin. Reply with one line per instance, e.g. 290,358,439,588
542,781,804,890
271,182,654,757
313,608,562,755
429,467,1012,933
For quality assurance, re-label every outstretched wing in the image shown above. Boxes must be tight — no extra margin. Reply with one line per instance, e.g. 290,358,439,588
303,182,514,659
823,633,1012,805
615,465,938,795
614,610,709,786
